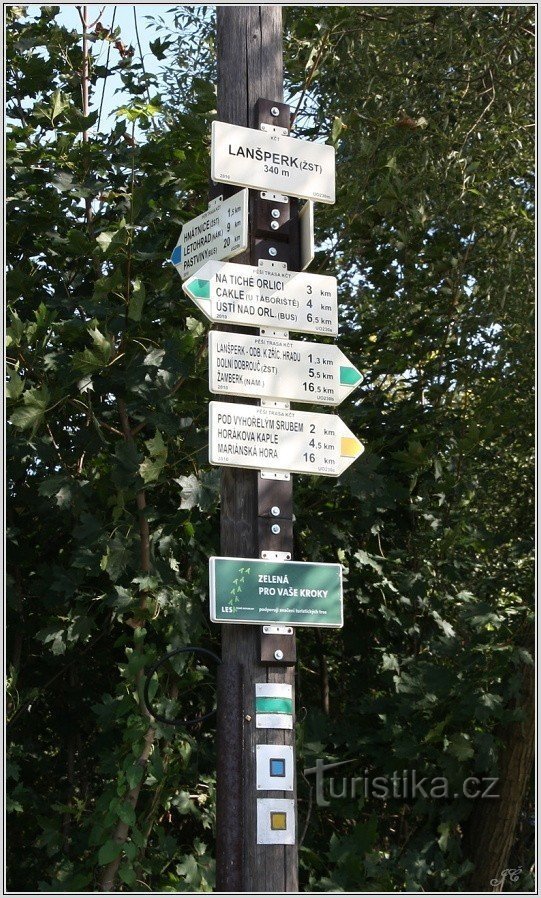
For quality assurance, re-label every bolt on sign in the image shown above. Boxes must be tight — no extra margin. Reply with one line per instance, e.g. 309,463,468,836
183,260,338,336
208,331,362,406
211,120,336,203
209,556,343,627
209,401,364,478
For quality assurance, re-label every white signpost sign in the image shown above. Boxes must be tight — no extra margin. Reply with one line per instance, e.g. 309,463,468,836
208,331,362,406
211,121,336,204
183,260,338,336
170,189,248,280
209,401,364,477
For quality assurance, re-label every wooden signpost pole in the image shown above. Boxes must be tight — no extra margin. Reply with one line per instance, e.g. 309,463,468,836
215,6,299,892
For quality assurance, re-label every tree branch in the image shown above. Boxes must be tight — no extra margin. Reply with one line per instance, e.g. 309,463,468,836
99,723,156,891
99,397,155,891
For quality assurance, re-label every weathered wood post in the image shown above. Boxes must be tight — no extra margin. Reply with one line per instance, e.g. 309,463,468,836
214,6,299,893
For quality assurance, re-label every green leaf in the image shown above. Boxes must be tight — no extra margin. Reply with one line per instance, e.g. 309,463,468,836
96,231,115,253
64,106,99,133
6,313,25,347
126,764,144,790
355,549,383,575
7,760,20,782
73,328,114,375
446,733,474,761
130,825,145,848
115,100,162,122
128,278,146,322
98,839,123,866
123,841,137,862
176,853,199,884
6,367,24,400
432,611,456,638
117,802,136,827
175,470,220,512
438,821,452,852
139,456,164,484
100,536,131,582
140,430,167,483
143,347,165,367
149,37,170,60
112,440,143,489
381,653,399,672
331,115,346,143
118,863,137,887
89,327,114,361
10,386,50,433
50,89,70,122
111,586,136,611
36,624,66,655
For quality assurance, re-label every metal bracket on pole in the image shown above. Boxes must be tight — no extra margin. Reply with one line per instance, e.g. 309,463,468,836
260,391,291,478
259,121,288,136
260,550,291,561
260,328,289,339
260,399,290,409
257,259,288,272
259,550,296,666
260,470,291,481
208,194,224,210
260,191,289,204
253,101,300,269
263,625,294,635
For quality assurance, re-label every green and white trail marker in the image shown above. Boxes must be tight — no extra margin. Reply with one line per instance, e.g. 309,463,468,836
209,556,344,627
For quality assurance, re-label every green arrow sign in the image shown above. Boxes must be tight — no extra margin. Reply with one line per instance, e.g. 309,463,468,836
209,556,343,628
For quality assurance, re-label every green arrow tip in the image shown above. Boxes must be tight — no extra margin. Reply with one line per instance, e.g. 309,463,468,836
189,278,210,300
339,366,362,386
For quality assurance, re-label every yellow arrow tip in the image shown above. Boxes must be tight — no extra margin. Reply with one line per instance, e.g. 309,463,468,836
340,436,363,458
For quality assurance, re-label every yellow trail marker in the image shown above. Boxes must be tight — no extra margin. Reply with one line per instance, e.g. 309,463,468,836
340,436,364,458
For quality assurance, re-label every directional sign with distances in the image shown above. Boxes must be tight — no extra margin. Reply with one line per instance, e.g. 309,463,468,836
209,401,364,477
211,120,335,203
209,556,343,627
183,260,338,336
170,189,248,280
208,331,362,406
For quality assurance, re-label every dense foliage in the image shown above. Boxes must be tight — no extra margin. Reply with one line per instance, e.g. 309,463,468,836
6,5,534,892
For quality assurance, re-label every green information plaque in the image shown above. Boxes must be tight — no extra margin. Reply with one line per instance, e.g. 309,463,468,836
209,556,343,628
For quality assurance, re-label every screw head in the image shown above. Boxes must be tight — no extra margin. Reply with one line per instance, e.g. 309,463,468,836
268,247,278,257
274,649,284,661
271,208,280,219
271,506,280,516
270,106,280,117
270,220,279,230
271,523,281,534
